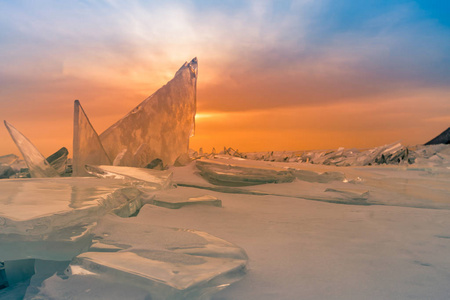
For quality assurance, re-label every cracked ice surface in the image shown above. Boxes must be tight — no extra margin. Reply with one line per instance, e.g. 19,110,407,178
1,145,450,299
35,213,247,300
99,58,197,167
173,156,450,209
0,178,144,261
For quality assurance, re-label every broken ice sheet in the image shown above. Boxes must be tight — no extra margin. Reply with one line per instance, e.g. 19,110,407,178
46,147,69,175
99,58,197,167
289,169,346,183
4,121,59,178
0,154,18,165
72,100,112,176
196,159,295,186
35,213,247,300
85,165,173,190
150,186,222,209
0,177,144,261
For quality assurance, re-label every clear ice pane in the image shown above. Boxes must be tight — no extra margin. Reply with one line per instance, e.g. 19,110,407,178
99,58,198,167
0,177,143,261
35,213,247,299
4,121,59,178
85,165,173,190
72,100,112,176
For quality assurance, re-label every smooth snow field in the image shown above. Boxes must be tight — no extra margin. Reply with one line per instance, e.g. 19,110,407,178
1,149,450,299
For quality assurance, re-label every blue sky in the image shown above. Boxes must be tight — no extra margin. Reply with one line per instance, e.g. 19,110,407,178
0,0,449,153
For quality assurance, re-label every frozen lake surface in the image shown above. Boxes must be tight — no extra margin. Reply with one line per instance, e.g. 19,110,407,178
1,146,450,299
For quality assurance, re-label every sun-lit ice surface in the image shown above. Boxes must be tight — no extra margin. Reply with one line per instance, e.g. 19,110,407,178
99,58,197,167
72,100,112,176
3,121,59,178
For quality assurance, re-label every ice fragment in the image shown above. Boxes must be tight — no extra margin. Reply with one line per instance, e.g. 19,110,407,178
85,165,173,190
4,121,59,178
99,58,198,167
72,100,112,176
46,147,69,175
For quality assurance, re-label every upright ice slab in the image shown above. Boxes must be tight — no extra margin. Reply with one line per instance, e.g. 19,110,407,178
73,100,112,176
99,58,198,167
4,121,59,178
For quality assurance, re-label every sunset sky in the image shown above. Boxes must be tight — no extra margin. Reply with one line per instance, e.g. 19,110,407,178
1,0,449,157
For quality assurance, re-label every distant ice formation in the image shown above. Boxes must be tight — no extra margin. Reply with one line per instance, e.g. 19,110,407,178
425,127,450,145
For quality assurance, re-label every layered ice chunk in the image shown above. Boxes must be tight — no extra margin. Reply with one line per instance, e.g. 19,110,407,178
4,121,59,178
150,186,222,209
72,100,112,176
35,213,247,300
46,147,69,175
99,58,198,167
0,178,144,261
196,159,295,186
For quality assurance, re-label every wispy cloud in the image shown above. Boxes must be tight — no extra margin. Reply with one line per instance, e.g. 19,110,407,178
0,0,449,153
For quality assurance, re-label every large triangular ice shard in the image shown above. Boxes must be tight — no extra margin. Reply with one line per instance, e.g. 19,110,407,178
99,58,198,167
73,100,112,176
4,121,59,178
